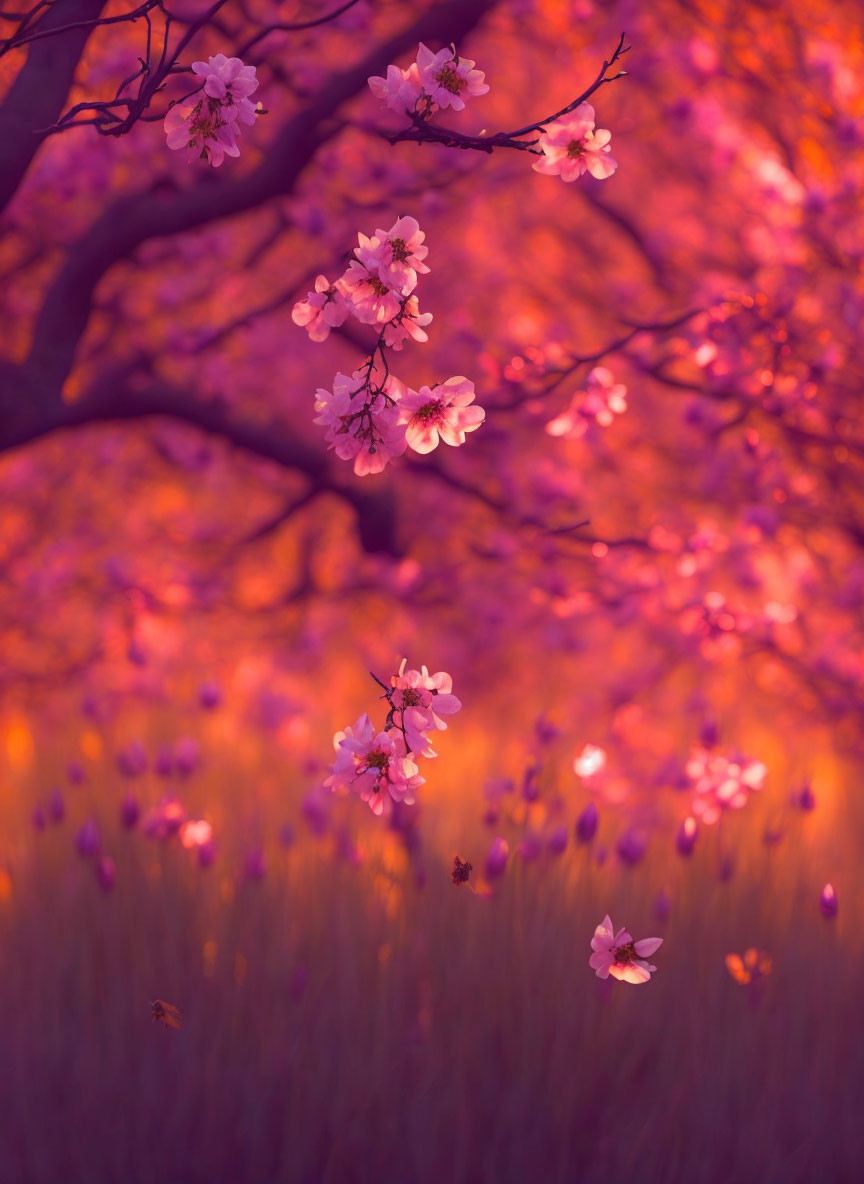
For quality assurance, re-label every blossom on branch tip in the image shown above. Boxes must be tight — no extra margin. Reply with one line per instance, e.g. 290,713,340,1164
589,915,662,983
533,103,617,182
399,376,485,454
336,262,404,325
414,43,489,112
389,659,462,754
546,367,627,439
165,54,259,167
382,294,433,350
292,275,349,342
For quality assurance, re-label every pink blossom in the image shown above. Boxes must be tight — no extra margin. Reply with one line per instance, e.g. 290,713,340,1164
382,294,433,350
574,743,607,778
191,54,258,121
399,377,485,454
336,261,403,325
354,216,429,294
164,99,242,168
414,43,489,112
533,103,617,182
367,62,424,115
326,713,424,815
546,367,627,439
292,275,350,342
313,370,407,476
389,659,461,754
589,915,663,984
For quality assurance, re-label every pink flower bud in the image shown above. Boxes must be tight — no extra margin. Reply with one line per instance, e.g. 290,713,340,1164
96,855,116,893
120,792,140,829
675,816,698,856
485,836,509,879
547,824,568,856
75,819,101,859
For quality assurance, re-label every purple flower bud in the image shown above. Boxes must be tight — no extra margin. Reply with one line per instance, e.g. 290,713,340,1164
66,761,86,786
120,792,140,830
243,847,266,881
95,855,116,893
676,816,698,857
795,782,816,811
654,888,672,923
575,802,599,843
518,833,543,862
534,715,560,745
820,883,838,919
485,837,509,879
155,746,173,778
75,818,101,859
199,681,222,710
173,737,200,777
699,719,719,748
48,788,65,824
616,829,647,867
32,805,47,832
116,740,147,779
547,824,568,856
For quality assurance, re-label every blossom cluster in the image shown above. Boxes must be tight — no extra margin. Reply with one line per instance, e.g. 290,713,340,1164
368,43,489,116
325,661,461,816
164,54,259,167
546,366,628,439
532,103,618,182
686,747,767,825
293,216,485,474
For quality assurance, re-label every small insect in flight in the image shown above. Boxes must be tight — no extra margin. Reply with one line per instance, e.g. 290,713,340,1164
151,999,183,1029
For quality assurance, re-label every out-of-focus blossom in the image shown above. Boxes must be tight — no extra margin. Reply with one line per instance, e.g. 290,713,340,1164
574,744,607,778
533,103,617,182
794,782,816,811
820,882,838,918
518,832,543,862
546,368,627,439
725,948,772,985
180,819,213,850
687,747,767,824
575,801,599,843
66,761,86,786
142,797,186,840
398,377,485,454
589,915,663,983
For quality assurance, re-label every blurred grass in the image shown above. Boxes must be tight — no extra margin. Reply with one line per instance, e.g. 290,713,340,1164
0,799,860,1184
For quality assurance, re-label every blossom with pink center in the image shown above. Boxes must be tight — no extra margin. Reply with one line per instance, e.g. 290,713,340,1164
533,103,617,182
336,261,403,325
589,915,663,983
414,43,489,112
354,216,429,294
382,294,433,350
313,370,407,476
686,747,767,825
326,713,425,816
399,376,485,454
292,275,350,342
390,659,461,754
367,62,424,115
546,367,627,439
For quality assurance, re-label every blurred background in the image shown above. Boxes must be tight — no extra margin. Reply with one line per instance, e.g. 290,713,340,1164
1,0,863,1180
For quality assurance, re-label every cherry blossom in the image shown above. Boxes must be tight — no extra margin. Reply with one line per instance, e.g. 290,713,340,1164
398,377,486,453
354,216,430,294
414,44,489,112
686,747,767,825
335,261,404,325
589,915,663,983
326,713,424,816
382,295,433,349
367,62,424,115
389,659,462,754
165,54,259,167
313,370,407,476
292,276,350,342
533,103,617,182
